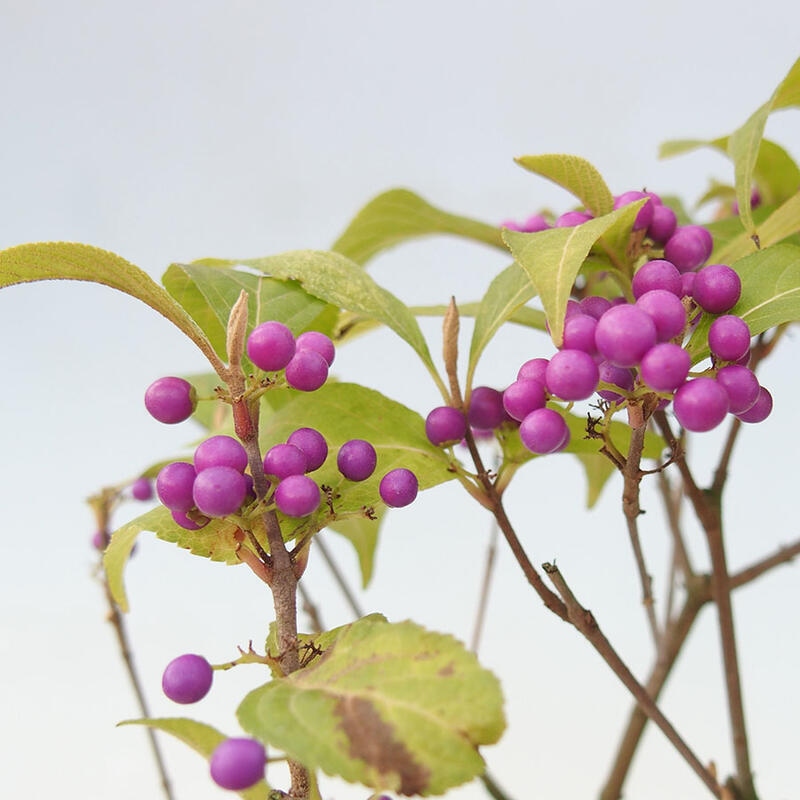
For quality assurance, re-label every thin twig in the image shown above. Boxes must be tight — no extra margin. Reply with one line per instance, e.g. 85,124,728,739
298,582,324,634
471,520,499,654
314,533,365,620
479,770,516,800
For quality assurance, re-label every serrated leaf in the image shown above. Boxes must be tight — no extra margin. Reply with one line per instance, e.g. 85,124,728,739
514,154,614,216
503,205,641,347
163,263,335,364
0,242,220,369
105,504,249,611
332,188,505,264
196,251,445,394
238,617,505,796
119,718,269,799
687,243,800,360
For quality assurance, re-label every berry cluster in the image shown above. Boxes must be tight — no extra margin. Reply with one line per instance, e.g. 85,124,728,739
437,193,773,454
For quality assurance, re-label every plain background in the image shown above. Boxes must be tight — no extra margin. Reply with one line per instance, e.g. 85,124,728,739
1,2,799,799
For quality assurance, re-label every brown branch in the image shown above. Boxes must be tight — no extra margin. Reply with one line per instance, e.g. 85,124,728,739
471,520,500,653
314,533,365,620
730,538,800,589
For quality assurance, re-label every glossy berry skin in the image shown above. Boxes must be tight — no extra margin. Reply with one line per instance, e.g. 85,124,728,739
692,264,741,314
639,343,690,392
708,315,751,362
673,378,730,432
562,314,598,354
171,510,209,530
594,304,657,367
246,321,296,371
735,386,773,423
555,210,593,227
194,435,248,473
286,427,328,471
337,439,378,481
285,349,329,391
425,407,467,446
263,443,308,479
502,379,547,422
614,191,654,230
274,475,320,517
210,738,266,791
545,349,599,401
131,477,153,501
517,358,549,383
520,213,550,232
192,466,248,517
467,386,506,430
635,289,687,342
519,408,570,454
379,468,419,508
597,361,634,402
646,204,678,244
631,259,682,299
156,462,197,513
144,377,196,424
716,365,760,415
579,295,612,320
162,654,213,704
295,330,336,366
663,225,713,272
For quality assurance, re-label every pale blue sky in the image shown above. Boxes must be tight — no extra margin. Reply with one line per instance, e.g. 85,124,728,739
1,2,799,799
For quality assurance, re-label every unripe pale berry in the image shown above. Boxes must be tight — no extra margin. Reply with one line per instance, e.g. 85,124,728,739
144,377,197,424
162,654,213,704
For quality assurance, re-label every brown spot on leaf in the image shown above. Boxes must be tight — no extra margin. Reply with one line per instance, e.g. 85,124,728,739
438,662,454,677
335,696,430,796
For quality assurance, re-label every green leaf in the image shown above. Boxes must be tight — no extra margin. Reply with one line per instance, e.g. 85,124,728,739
0,242,221,370
197,251,445,395
514,154,614,216
332,188,505,264
119,718,269,799
238,616,505,796
574,452,618,508
105,504,249,611
687,243,800,360
503,204,642,347
327,510,386,588
162,263,335,364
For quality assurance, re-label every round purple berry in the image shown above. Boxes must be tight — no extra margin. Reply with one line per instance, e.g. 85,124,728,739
274,475,320,517
263,443,308,479
519,408,570,454
194,435,248,473
562,313,599,354
632,259,682,299
425,407,467,447
555,210,593,227
210,738,266,791
517,357,549,383
663,225,713,272
131,477,153,501
597,361,635,402
614,191,654,231
468,386,506,430
545,349,599,401
502,379,547,422
692,264,741,314
171,510,209,530
246,321,296,372
735,386,773,423
92,530,109,551
646,204,678,244
715,365,760,415
285,349,329,392
295,330,336,366
156,462,197,513
379,468,419,508
144,377,196,424
708,315,751,362
337,439,378,481
286,427,328,471
162,653,213,704
579,295,612,320
595,304,658,367
520,213,550,232
635,289,687,342
192,466,248,517
639,343,691,392
673,378,730,432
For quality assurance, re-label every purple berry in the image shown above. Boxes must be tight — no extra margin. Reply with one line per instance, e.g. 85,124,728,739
274,475,320,517
646,204,678,244
597,361,635,402
579,295,612,320
562,313,598,354
286,427,328,471
194,435,248,473
517,357,549,383
520,213,550,232
425,407,467,446
144,377,196,424
131,477,153,501
635,289,687,342
296,330,336,366
708,315,751,362
162,653,213,704
92,530,109,550
502,379,547,422
715,365,760,415
171,510,209,530
285,349,329,392
210,738,266,791
555,210,593,227
673,378,730,432
692,264,742,314
664,225,713,272
156,462,197,513
639,343,690,392
735,386,773,423
595,304,658,367
614,190,654,231
632,259,682,299
379,468,419,508
545,349,600,401
519,408,570,454
247,321,296,372
192,466,248,517
263,443,308,479
337,439,378,481
467,386,506,430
